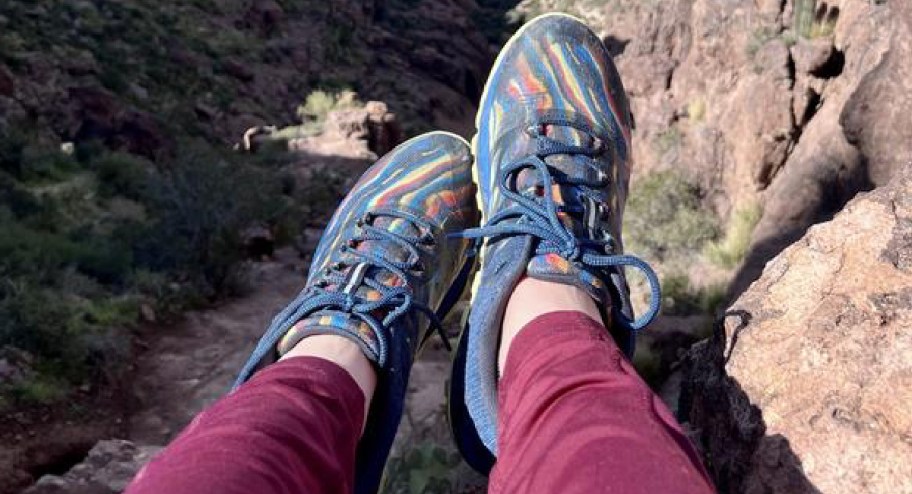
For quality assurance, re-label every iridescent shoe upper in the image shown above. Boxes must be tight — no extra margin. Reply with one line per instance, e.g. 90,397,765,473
235,131,477,494
455,13,661,463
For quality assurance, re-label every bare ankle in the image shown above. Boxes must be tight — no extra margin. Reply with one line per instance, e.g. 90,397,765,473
499,277,602,373
282,332,376,430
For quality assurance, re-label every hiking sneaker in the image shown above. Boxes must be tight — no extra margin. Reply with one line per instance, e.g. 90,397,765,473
235,131,478,494
448,13,661,473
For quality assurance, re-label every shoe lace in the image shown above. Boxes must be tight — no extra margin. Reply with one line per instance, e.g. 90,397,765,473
246,208,449,371
462,117,661,331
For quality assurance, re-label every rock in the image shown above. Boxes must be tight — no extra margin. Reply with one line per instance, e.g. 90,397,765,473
295,227,323,257
0,358,21,383
364,101,402,156
242,224,275,260
791,39,835,75
115,110,169,159
23,440,161,494
246,0,284,34
288,101,402,159
840,0,912,187
0,64,14,97
67,87,169,159
680,166,912,493
734,0,899,295
139,304,156,324
0,346,37,387
128,83,149,101
193,102,218,121
220,58,255,82
61,50,99,77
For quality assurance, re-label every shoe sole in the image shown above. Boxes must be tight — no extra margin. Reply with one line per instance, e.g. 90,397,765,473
448,12,594,475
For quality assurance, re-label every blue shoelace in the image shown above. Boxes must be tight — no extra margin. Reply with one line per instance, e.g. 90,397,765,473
462,118,661,331
235,208,447,386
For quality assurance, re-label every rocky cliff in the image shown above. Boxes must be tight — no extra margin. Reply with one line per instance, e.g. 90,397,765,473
516,0,911,294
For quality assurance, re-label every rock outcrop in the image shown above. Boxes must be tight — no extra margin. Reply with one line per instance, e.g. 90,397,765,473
680,165,912,493
23,441,161,494
287,100,402,159
522,0,912,293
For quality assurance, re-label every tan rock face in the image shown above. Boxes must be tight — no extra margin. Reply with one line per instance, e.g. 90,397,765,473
530,0,910,292
681,165,912,493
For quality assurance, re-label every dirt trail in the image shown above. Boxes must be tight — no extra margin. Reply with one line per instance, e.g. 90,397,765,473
128,249,305,444
126,247,461,456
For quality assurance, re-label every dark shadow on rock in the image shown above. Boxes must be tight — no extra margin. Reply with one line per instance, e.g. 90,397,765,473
603,35,631,58
729,156,873,299
678,311,823,494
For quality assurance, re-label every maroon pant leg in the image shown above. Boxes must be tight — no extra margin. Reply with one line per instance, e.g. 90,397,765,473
490,311,716,494
126,356,364,494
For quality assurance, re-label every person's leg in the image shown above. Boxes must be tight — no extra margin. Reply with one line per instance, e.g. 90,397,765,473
127,335,374,494
488,278,715,494
127,131,478,494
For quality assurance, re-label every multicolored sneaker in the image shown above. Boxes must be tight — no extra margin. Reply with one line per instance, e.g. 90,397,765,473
234,131,478,494
448,13,661,473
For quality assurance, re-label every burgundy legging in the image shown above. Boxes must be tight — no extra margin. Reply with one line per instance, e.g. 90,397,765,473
127,311,715,493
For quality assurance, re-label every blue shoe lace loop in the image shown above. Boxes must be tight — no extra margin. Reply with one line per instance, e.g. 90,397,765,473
237,208,448,381
463,119,661,331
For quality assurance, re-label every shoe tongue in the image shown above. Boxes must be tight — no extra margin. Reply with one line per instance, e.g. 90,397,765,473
519,125,609,302
544,124,591,147
526,252,610,303
355,215,421,289
277,217,421,359
515,124,599,196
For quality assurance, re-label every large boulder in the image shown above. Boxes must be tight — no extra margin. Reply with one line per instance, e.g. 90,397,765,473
679,165,912,493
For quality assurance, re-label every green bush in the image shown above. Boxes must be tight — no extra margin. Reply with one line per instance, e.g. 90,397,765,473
135,142,288,295
296,90,361,124
93,152,153,199
661,272,727,317
0,134,293,402
624,171,720,262
382,441,464,494
704,203,762,269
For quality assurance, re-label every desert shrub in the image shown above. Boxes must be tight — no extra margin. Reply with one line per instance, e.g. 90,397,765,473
660,272,727,317
92,152,153,199
382,441,464,494
624,171,720,262
0,131,78,182
134,142,288,295
0,172,45,218
10,374,68,405
295,166,350,225
704,203,762,269
0,135,292,402
296,90,361,127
